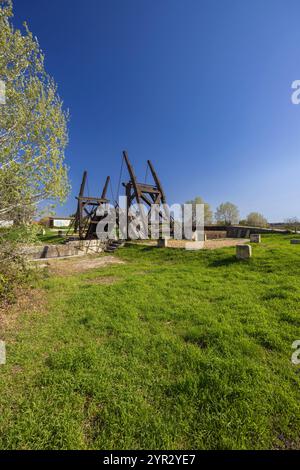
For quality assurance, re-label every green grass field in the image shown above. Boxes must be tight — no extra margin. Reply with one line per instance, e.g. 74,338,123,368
0,226,67,245
1,234,300,449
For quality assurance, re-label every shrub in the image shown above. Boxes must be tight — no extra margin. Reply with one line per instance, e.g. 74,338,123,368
1,224,41,244
0,237,31,305
246,212,268,227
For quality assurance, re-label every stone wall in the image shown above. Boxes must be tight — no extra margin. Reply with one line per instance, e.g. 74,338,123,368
205,230,227,240
21,240,107,260
226,227,251,238
205,225,290,237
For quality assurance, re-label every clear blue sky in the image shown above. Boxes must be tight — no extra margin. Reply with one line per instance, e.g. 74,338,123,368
12,0,300,221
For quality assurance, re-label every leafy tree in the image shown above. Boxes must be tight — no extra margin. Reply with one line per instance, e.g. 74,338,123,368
0,0,70,218
13,203,36,225
215,202,239,225
246,212,268,227
185,196,213,225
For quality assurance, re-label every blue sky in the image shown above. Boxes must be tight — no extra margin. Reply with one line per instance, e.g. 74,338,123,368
12,0,300,221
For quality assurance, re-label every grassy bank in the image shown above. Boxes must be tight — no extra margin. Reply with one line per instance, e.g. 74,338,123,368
1,234,300,449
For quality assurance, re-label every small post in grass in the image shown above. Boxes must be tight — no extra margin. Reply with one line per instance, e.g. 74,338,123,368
250,234,261,243
236,244,252,260
0,341,6,365
158,238,168,248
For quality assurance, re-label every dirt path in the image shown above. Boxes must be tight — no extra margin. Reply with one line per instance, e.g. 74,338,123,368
42,255,125,276
131,238,249,250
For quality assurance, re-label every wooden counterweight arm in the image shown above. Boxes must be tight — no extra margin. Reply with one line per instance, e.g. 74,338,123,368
147,160,167,204
101,176,110,199
147,160,172,222
123,150,141,204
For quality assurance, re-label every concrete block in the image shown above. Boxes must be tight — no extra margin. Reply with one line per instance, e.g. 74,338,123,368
0,340,6,365
157,238,168,248
250,234,261,243
236,244,252,259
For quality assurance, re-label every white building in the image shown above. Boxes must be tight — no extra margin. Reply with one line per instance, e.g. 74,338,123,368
0,220,13,228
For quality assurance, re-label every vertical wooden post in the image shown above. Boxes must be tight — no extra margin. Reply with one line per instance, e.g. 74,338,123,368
125,182,131,240
147,160,166,203
147,160,171,226
74,171,87,234
101,176,110,199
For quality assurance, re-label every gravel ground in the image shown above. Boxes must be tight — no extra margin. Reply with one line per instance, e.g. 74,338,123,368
131,238,249,249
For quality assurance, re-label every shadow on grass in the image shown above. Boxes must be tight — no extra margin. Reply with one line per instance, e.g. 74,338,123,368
142,246,159,252
122,244,157,252
209,256,243,267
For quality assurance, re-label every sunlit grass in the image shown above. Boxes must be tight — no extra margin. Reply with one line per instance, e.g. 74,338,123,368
1,234,300,449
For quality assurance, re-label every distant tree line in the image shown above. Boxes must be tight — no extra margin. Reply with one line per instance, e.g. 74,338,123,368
185,197,270,227
284,217,300,233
